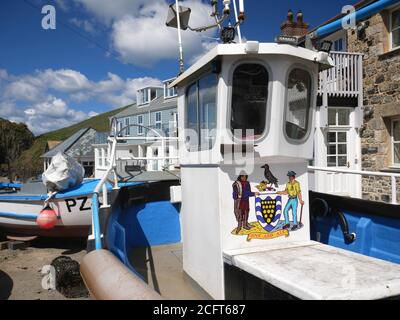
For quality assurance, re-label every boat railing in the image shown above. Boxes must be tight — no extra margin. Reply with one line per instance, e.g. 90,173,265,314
91,118,180,250
308,166,400,205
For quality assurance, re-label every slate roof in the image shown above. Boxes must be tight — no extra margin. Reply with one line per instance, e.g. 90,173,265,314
41,128,93,158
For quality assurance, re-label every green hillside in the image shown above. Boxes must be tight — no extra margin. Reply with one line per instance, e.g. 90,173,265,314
16,106,128,179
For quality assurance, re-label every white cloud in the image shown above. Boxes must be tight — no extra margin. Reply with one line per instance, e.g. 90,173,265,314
0,69,8,80
22,96,89,135
55,0,70,11
0,68,163,134
40,69,92,92
69,18,96,34
4,80,43,102
74,0,159,24
75,0,217,67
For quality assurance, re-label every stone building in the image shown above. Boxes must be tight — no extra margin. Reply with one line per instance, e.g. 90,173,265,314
306,0,400,203
346,6,400,202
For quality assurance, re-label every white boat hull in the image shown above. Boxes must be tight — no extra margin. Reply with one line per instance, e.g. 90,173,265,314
0,194,104,238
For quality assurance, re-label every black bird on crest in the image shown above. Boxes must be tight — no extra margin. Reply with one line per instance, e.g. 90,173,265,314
261,164,279,191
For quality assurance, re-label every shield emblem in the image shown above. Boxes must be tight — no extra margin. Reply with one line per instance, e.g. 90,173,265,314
255,196,282,232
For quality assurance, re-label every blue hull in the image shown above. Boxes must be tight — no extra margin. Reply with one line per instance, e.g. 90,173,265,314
104,181,181,274
310,192,400,264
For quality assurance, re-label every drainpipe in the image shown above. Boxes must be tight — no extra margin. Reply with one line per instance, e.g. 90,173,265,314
310,0,399,39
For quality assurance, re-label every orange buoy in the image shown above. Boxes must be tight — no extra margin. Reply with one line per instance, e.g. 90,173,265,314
36,207,58,230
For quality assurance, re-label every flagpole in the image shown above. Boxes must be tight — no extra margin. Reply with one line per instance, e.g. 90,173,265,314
175,0,184,74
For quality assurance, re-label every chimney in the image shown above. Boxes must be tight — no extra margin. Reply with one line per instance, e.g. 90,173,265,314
280,10,309,38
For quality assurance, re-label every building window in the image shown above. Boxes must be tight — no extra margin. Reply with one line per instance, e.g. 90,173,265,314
334,38,344,52
155,112,162,130
125,118,130,136
328,108,351,127
327,108,351,168
327,131,348,167
117,121,123,136
137,87,162,105
392,119,400,166
285,68,312,141
185,73,217,151
164,80,177,99
231,64,269,140
138,115,144,135
391,7,400,50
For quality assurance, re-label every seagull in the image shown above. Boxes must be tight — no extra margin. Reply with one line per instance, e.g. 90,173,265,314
261,164,279,190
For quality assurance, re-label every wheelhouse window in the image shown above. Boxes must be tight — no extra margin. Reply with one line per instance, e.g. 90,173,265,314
231,64,268,140
391,7,400,50
285,68,312,141
392,119,400,166
185,73,217,151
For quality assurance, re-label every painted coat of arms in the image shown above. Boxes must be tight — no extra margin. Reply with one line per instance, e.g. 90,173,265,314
232,166,304,241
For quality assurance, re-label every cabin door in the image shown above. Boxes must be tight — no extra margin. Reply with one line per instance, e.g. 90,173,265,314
315,107,361,197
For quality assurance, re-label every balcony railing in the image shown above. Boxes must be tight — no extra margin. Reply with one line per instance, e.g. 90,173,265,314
318,52,363,98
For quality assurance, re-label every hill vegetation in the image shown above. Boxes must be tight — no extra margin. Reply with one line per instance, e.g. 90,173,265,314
15,106,127,179
0,118,35,179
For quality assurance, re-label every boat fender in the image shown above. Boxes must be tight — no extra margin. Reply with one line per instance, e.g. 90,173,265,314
36,206,58,230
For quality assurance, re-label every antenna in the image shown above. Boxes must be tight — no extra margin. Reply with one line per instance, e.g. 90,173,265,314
232,0,242,43
175,1,184,74
166,0,247,72
166,1,191,74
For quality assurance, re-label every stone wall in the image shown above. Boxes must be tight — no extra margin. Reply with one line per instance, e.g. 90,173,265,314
347,11,400,203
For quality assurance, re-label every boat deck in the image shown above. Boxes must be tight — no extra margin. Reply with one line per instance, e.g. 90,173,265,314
129,243,212,300
224,241,400,300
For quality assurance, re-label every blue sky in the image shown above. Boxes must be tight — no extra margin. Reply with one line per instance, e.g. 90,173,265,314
0,0,353,135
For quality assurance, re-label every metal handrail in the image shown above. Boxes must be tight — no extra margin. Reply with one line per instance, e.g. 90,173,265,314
90,118,180,250
308,166,400,205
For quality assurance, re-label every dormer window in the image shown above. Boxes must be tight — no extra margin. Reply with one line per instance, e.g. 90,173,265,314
137,87,163,106
164,79,178,99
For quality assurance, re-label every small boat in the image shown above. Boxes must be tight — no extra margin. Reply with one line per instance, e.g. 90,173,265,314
0,182,22,193
0,179,141,238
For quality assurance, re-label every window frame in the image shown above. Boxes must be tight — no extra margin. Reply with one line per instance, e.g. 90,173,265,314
283,64,315,144
327,107,352,128
125,117,130,136
164,81,177,99
390,6,400,51
227,59,273,143
184,70,218,152
155,111,162,130
137,115,144,135
391,117,400,167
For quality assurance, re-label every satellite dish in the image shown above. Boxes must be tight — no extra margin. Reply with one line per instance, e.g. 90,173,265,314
166,4,191,30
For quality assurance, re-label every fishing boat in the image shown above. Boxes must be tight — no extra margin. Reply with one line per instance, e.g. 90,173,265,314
0,178,146,238
77,0,400,300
